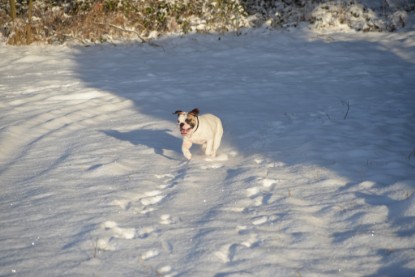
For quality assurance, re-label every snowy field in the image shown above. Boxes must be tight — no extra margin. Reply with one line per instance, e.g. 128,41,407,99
1,26,415,276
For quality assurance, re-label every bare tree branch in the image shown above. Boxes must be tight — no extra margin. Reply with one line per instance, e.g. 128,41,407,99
94,22,146,43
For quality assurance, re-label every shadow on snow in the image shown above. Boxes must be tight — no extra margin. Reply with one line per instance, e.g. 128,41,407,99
102,129,182,160
71,31,415,276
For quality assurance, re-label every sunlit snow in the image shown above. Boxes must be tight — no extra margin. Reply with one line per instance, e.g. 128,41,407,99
1,26,414,276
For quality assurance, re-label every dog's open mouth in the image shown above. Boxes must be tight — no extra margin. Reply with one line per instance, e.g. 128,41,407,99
180,127,192,136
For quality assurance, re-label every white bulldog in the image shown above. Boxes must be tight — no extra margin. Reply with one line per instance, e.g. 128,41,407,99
173,108,223,160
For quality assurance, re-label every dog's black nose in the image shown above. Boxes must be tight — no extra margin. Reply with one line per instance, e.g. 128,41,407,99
180,123,184,128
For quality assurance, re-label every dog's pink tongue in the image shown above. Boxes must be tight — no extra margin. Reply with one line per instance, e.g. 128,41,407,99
180,129,187,135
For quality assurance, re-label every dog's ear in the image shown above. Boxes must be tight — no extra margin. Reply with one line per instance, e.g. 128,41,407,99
189,108,199,116
173,110,183,115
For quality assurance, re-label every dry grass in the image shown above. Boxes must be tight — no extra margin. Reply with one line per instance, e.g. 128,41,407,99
2,0,248,45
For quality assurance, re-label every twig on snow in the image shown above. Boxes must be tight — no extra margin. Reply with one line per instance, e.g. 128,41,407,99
325,113,332,121
342,100,350,120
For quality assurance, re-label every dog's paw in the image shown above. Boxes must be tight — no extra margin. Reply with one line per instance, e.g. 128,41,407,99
182,148,192,160
184,153,192,160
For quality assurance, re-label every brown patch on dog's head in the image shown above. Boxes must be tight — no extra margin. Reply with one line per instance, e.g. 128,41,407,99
185,111,198,129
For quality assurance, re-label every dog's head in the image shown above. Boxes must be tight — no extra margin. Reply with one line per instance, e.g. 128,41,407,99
173,108,199,136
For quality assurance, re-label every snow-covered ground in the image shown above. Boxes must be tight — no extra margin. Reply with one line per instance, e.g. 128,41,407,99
1,27,415,276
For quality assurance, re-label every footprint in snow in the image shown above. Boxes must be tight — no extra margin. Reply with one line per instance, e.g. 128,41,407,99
241,234,260,248
215,235,260,264
215,243,238,263
110,199,131,211
251,216,269,226
246,187,261,198
262,178,279,189
156,265,177,277
140,190,166,206
159,214,179,225
155,173,176,189
111,172,176,216
137,226,157,239
110,189,167,213
140,249,160,260
94,221,135,251
95,237,116,252
245,178,279,207
102,221,135,239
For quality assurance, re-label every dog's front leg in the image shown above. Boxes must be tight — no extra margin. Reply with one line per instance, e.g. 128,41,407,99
182,139,192,160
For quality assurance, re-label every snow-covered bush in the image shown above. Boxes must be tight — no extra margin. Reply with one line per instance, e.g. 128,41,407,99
241,0,414,32
1,0,414,45
310,1,411,32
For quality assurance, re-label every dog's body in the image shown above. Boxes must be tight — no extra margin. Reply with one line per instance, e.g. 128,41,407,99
173,108,223,160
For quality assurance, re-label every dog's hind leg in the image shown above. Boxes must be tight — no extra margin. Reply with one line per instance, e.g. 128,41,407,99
212,122,223,157
205,140,213,157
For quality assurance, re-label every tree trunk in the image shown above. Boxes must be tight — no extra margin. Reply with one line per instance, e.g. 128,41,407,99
28,0,33,20
9,0,16,21
27,0,33,43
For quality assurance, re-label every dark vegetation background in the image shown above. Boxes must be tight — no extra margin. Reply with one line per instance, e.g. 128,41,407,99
1,0,414,45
